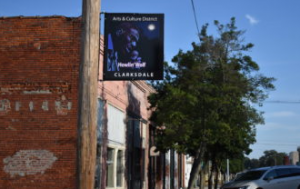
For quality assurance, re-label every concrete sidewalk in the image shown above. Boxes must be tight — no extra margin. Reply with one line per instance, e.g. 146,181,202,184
195,186,220,189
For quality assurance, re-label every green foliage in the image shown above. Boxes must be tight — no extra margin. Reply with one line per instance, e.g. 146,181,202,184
221,158,245,174
244,150,288,170
148,17,275,164
259,150,287,167
244,157,260,169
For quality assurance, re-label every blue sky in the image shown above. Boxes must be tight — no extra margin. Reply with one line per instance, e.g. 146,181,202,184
1,0,300,159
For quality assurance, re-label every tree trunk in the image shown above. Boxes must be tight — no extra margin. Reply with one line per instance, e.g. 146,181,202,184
208,160,217,189
214,166,219,189
187,143,206,189
199,163,207,189
198,170,202,189
208,164,213,189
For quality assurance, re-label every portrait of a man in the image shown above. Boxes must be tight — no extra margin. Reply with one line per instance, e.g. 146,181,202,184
103,13,164,80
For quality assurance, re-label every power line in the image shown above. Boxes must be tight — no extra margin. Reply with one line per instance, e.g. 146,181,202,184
254,142,299,147
190,0,201,42
259,140,300,144
265,100,300,104
250,148,294,152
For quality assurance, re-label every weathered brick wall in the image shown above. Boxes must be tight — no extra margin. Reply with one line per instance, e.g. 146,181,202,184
0,16,81,189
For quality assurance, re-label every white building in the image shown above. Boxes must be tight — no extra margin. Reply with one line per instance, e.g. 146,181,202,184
289,151,299,165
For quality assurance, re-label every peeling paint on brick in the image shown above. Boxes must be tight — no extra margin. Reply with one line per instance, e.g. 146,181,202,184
11,119,19,122
0,100,74,112
6,126,17,131
23,90,52,94
61,95,67,101
29,101,34,111
42,101,49,111
0,99,11,115
15,101,21,111
68,102,72,110
33,42,41,50
55,98,72,115
0,17,80,188
3,150,57,178
0,82,71,95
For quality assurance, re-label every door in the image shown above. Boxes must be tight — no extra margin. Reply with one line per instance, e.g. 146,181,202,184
287,168,300,189
127,119,143,189
261,170,280,189
148,126,156,189
263,168,294,189
274,168,294,189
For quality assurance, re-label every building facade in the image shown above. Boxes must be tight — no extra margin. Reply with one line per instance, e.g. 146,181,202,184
96,37,185,189
289,151,299,165
0,16,81,189
0,16,184,189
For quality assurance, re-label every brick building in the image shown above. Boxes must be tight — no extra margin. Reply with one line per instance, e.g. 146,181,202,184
0,16,184,189
96,37,185,189
0,16,81,189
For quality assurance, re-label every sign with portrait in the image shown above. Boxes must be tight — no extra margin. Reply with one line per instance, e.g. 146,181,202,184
103,13,164,80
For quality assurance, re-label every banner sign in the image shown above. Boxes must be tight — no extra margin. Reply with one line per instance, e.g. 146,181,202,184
103,13,164,80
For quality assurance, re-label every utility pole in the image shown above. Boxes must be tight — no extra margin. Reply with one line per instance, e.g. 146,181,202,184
78,0,101,189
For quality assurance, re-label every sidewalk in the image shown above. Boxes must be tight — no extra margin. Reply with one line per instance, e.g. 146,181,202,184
195,186,220,189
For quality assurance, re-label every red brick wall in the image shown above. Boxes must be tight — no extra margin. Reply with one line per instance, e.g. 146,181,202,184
0,17,81,189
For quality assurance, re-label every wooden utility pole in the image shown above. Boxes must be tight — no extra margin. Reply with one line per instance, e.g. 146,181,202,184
78,0,101,189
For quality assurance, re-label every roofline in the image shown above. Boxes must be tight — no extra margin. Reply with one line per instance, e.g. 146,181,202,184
0,15,81,19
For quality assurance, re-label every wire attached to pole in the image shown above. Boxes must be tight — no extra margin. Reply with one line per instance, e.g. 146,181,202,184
190,0,201,43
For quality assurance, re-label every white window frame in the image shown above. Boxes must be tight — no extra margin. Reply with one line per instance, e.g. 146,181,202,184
106,144,125,189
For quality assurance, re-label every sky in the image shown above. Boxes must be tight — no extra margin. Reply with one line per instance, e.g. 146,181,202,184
1,0,300,159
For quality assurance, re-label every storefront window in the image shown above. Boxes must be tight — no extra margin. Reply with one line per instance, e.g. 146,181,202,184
107,147,115,187
117,150,124,187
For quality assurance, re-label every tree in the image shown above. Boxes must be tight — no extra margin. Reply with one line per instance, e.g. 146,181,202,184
244,157,260,169
259,150,287,167
221,158,244,174
148,18,275,189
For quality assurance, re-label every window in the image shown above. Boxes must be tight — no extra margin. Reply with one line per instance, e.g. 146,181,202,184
107,148,115,187
235,170,266,181
275,168,291,179
263,170,277,180
117,150,124,187
94,144,102,189
289,168,300,176
106,147,124,188
106,104,125,189
107,104,125,145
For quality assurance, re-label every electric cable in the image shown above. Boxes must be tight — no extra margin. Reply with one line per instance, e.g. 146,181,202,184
265,100,300,104
190,0,201,42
